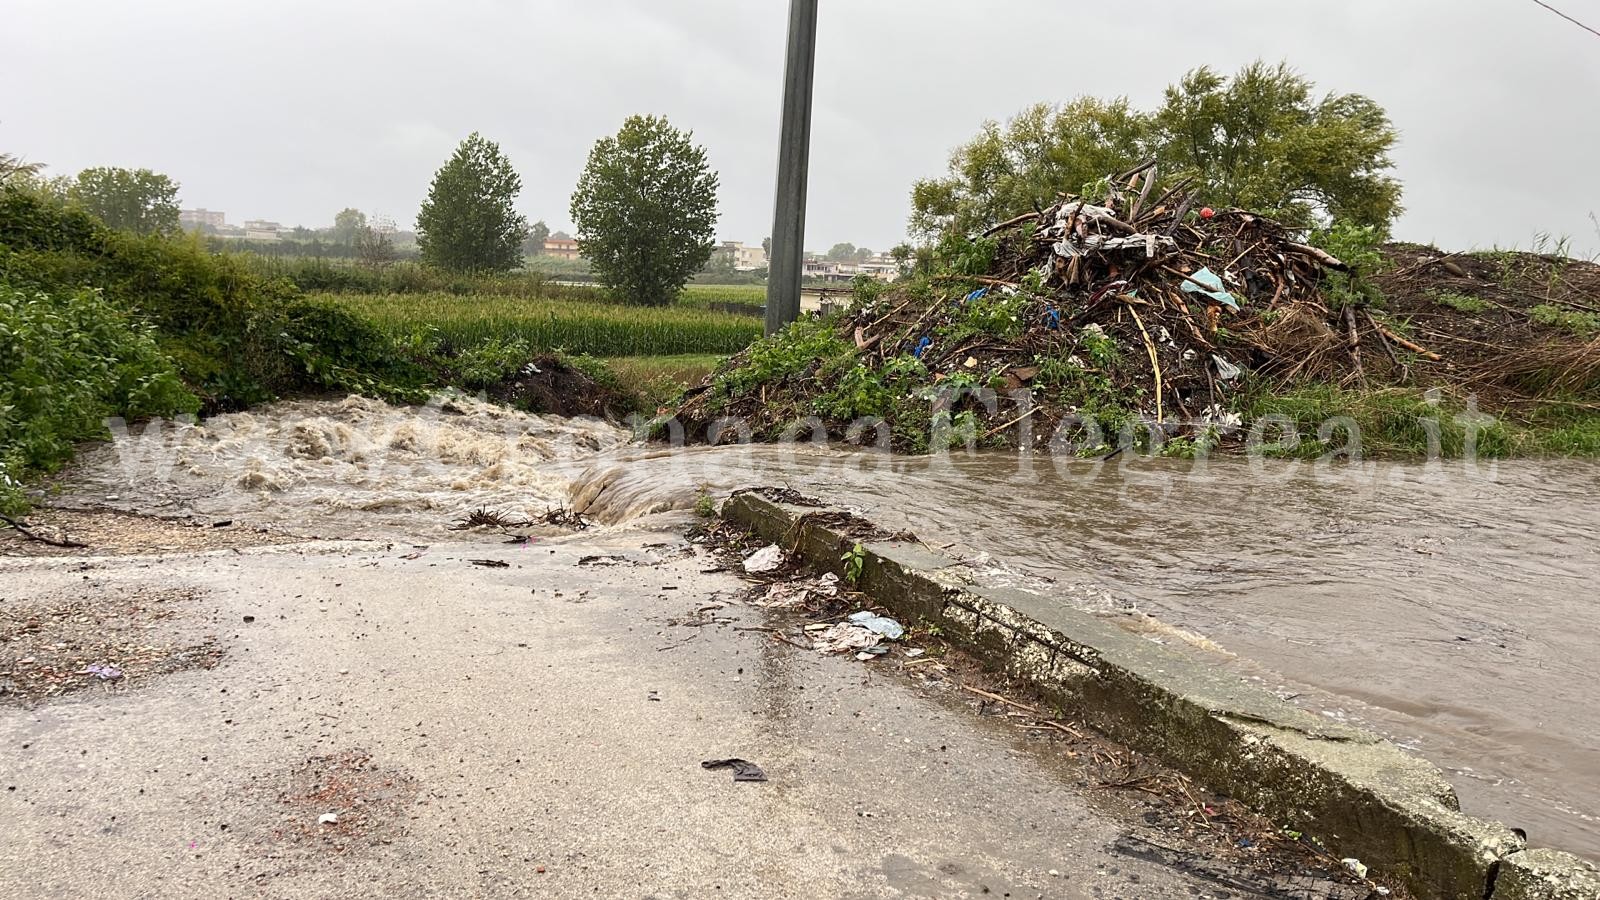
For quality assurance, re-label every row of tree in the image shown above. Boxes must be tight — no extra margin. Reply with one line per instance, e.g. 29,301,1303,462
0,161,184,236
416,116,719,306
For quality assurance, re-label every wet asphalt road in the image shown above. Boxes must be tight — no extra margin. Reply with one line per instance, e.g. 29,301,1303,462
0,534,1230,898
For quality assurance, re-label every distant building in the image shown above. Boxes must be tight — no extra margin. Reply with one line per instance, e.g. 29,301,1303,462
717,240,768,271
859,253,902,282
804,253,899,284
803,258,853,282
179,208,226,231
544,231,581,260
240,219,284,242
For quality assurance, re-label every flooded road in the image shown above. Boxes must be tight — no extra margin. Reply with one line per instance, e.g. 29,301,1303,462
54,397,1600,860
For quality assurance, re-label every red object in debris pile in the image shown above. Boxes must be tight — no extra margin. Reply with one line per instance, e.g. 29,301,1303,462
1199,207,1216,220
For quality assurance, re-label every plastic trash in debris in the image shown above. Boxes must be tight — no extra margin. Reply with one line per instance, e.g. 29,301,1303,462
811,622,884,655
1341,858,1369,879
1200,207,1216,220
756,571,841,610
905,648,926,658
79,664,123,682
847,611,905,641
318,813,339,825
1179,267,1239,310
1212,355,1243,382
913,336,932,359
965,288,988,304
701,758,767,783
742,545,785,574
1043,307,1062,330
854,644,892,662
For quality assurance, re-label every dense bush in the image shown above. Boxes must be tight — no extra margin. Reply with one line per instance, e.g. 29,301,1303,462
0,187,421,410
0,283,198,514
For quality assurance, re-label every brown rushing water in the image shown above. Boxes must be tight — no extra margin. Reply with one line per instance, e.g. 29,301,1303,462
57,398,1600,860
572,446,1600,861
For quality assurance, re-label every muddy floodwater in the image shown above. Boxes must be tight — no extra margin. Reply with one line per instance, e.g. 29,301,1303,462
58,397,1600,861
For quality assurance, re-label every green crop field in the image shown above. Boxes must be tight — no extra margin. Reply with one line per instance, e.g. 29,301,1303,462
319,292,761,357
680,283,765,308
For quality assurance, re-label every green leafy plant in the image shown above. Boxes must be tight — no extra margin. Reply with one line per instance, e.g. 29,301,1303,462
1309,220,1388,310
1429,290,1489,314
1530,304,1599,337
842,542,867,584
694,491,716,519
0,283,198,514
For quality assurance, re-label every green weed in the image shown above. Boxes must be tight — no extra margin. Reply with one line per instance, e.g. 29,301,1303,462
1529,304,1599,337
1429,290,1489,314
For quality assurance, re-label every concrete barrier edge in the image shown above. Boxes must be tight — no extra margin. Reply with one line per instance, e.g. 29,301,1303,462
722,490,1597,900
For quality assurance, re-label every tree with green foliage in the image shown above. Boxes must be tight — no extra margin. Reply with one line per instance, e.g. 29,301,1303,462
911,97,1148,241
332,208,367,247
570,115,719,306
826,242,858,262
416,133,529,273
0,153,44,186
910,61,1401,240
1150,62,1402,231
67,167,181,235
524,219,551,257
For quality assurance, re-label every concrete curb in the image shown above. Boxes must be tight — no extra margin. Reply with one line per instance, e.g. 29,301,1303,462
722,490,1598,900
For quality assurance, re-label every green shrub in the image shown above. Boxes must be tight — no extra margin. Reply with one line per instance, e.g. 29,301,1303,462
0,283,198,513
1430,290,1489,314
0,187,423,408
1310,221,1387,309
1530,304,1599,337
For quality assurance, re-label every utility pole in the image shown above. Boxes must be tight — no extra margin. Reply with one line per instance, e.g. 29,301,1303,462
765,0,818,335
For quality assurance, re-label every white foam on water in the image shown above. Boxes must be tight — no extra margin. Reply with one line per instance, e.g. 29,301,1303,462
62,394,632,539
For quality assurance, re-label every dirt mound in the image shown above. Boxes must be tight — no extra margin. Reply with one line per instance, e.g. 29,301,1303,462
484,354,634,419
1373,245,1600,398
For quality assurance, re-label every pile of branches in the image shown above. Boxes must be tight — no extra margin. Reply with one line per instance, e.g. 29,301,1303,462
872,163,1366,423
685,162,1438,443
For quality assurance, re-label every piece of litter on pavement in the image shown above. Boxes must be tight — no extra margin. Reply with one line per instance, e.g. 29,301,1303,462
701,758,767,783
847,611,905,641
811,623,883,655
79,664,123,682
742,545,785,574
318,813,339,825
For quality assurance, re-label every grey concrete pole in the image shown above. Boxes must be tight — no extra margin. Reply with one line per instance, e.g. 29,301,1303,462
765,0,818,336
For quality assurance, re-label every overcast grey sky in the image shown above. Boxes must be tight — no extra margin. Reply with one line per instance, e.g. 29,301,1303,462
5,0,1598,254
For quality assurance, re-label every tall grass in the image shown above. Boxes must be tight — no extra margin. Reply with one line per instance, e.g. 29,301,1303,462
320,292,760,357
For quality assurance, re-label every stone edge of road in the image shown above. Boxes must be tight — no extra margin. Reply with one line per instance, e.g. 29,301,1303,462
721,490,1600,900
